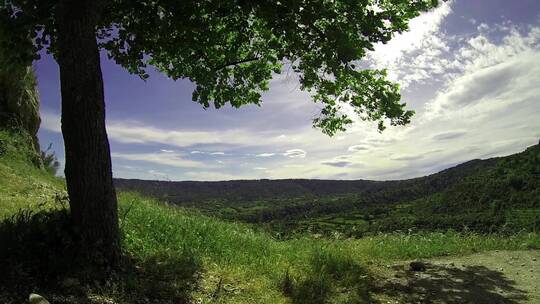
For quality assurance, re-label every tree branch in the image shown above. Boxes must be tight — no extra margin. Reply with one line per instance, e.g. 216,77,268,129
215,56,260,71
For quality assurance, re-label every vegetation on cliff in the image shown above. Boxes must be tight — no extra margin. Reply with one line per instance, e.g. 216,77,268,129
0,49,41,156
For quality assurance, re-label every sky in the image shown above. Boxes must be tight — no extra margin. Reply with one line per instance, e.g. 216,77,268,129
37,0,540,181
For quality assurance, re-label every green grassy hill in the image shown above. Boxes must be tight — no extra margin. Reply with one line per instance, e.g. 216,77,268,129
115,155,497,204
1,129,539,303
116,142,540,237
0,130,64,218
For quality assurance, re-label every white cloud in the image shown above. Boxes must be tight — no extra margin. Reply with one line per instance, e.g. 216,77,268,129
112,151,210,169
94,119,301,151
432,130,468,141
160,149,174,153
321,155,356,168
367,1,453,88
284,164,304,168
348,145,370,152
424,29,540,121
189,151,226,156
477,23,489,32
40,111,61,133
283,149,306,158
182,171,248,181
390,154,424,161
256,153,276,157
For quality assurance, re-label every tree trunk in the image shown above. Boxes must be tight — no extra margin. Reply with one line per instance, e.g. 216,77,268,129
56,0,120,268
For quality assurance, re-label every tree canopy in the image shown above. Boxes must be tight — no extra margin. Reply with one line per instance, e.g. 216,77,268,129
1,0,440,135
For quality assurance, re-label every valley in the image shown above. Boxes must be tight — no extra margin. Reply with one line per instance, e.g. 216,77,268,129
116,143,540,238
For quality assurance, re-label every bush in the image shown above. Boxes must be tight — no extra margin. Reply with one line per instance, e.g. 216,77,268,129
40,143,60,175
0,207,80,298
507,173,526,190
0,137,5,156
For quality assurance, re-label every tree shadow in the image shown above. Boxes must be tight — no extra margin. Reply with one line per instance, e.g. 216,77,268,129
0,208,201,303
283,249,373,304
376,263,528,303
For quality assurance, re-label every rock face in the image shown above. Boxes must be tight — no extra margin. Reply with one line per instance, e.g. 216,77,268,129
0,63,41,152
0,46,43,169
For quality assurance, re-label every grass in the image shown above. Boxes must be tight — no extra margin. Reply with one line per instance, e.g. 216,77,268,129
3,190,538,303
1,129,539,303
118,192,369,303
115,192,539,303
0,130,65,219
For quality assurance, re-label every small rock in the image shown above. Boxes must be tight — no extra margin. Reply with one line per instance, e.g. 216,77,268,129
520,263,526,267
29,294,50,304
409,261,427,272
532,258,537,262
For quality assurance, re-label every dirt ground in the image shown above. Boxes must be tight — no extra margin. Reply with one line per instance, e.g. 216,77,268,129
372,250,539,304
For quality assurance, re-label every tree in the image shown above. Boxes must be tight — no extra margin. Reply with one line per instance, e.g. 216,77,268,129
41,143,60,175
0,0,441,268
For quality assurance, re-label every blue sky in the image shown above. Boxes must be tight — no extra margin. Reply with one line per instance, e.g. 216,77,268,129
37,0,540,181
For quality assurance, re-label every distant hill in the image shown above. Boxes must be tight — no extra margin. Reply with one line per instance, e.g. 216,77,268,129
116,142,540,235
115,156,498,204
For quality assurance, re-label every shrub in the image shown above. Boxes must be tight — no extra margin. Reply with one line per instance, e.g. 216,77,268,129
0,206,80,297
0,137,5,156
40,143,60,175
507,173,526,190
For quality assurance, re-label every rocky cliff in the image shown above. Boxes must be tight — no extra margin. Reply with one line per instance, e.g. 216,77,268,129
0,66,41,147
0,49,42,165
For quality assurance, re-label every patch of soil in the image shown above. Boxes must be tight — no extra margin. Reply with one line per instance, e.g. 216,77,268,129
372,250,539,304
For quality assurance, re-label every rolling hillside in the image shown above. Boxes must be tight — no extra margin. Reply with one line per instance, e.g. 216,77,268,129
115,157,498,203
116,142,540,236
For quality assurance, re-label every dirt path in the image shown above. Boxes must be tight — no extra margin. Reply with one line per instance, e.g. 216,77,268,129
373,250,539,303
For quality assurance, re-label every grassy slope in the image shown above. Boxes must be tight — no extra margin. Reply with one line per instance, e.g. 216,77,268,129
1,130,539,303
0,130,65,218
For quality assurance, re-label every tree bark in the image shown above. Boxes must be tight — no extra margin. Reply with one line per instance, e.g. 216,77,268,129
56,0,120,268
